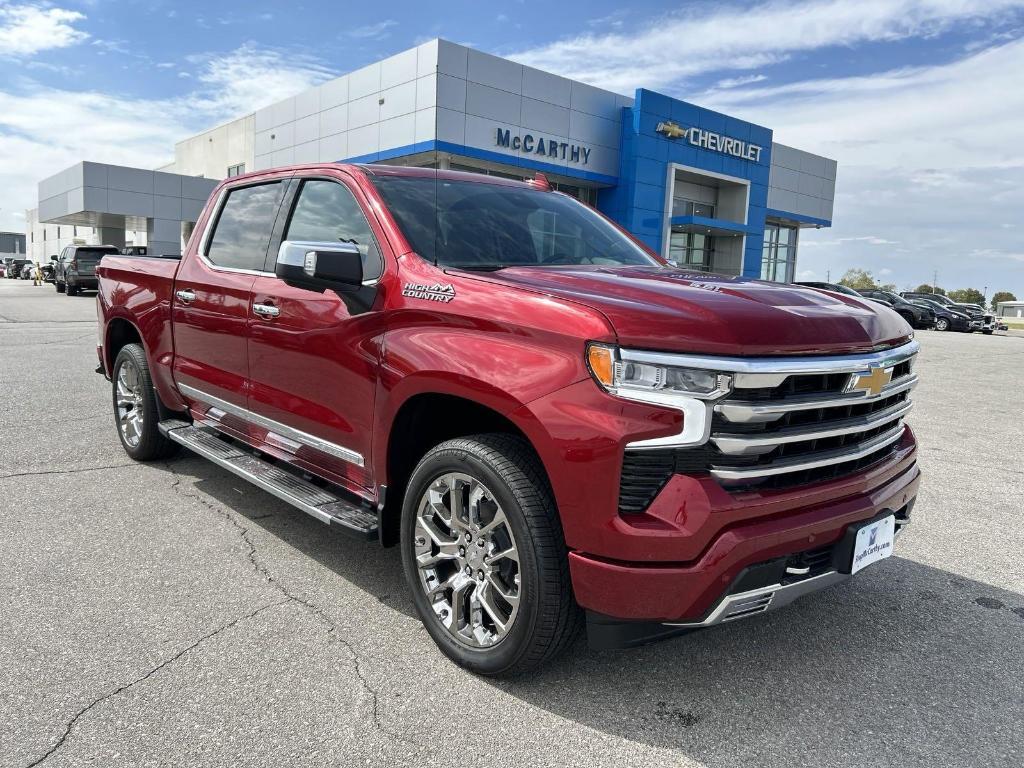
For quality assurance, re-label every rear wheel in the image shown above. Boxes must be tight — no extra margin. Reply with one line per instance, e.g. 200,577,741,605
111,343,179,461
66,279,78,296
401,434,581,676
935,317,950,331
55,279,65,293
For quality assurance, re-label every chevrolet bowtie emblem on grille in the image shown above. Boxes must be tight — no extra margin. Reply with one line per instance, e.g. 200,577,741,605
845,366,893,397
655,120,689,139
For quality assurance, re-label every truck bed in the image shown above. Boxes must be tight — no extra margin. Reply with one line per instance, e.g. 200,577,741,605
96,254,180,406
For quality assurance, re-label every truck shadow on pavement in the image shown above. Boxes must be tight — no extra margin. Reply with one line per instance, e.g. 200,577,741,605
181,459,1022,768
506,560,1024,767
187,465,417,620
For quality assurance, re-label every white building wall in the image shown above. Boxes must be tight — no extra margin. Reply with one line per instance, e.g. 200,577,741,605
250,39,626,182
767,143,837,223
165,114,255,180
24,207,111,263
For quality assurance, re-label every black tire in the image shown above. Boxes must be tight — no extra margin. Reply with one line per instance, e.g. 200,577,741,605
55,280,65,293
66,280,78,296
982,329,994,335
935,318,949,331
111,343,179,461
400,434,582,676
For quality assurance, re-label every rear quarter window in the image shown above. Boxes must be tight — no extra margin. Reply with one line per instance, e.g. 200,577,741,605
205,182,286,271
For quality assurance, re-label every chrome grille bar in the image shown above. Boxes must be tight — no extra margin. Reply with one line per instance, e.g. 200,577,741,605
710,424,906,484
715,374,917,424
712,399,914,456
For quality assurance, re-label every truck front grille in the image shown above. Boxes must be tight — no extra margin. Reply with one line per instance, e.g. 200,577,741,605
617,342,918,513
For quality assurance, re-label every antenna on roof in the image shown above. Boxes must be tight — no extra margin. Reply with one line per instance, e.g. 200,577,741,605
529,172,551,191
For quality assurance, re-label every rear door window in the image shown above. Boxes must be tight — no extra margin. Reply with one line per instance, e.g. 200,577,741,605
206,182,286,271
283,179,383,280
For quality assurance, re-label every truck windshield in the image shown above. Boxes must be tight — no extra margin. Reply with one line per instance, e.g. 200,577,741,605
369,175,659,270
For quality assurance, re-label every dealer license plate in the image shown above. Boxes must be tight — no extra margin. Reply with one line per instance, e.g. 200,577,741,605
851,515,895,574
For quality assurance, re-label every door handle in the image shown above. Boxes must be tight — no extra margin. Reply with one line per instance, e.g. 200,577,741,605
253,302,280,318
175,288,196,304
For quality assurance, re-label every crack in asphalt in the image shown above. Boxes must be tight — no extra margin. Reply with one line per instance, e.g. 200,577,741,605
0,319,97,325
22,600,287,768
0,463,141,481
0,332,96,348
0,413,107,431
165,463,423,751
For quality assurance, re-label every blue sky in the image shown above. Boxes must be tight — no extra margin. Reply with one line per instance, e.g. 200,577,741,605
1,0,1022,296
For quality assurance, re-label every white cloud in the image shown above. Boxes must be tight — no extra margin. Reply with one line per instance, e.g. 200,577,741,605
346,20,396,40
188,43,335,117
695,39,1024,293
0,44,336,231
509,0,1024,93
713,74,767,90
0,3,88,56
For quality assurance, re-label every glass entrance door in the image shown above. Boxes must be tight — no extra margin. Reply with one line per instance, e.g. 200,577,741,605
668,229,713,271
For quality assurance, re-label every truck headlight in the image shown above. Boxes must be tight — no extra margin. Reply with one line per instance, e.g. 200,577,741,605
587,343,731,399
586,343,732,449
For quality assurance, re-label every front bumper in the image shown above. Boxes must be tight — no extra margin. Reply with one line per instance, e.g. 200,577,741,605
585,502,913,649
570,442,920,632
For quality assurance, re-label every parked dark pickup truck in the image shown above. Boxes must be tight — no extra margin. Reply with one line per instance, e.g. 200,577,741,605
96,164,921,674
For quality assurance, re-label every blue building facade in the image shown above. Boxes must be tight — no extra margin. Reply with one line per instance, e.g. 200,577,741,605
598,89,776,278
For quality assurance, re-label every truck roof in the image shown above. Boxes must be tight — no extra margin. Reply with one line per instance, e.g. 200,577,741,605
226,162,543,190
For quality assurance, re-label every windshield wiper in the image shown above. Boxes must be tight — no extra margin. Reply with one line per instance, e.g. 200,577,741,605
446,264,509,272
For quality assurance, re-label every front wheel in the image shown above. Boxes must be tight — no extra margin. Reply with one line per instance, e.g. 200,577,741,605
935,318,950,331
400,434,581,676
111,343,179,461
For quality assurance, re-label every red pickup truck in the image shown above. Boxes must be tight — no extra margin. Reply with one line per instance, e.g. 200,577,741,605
96,164,920,675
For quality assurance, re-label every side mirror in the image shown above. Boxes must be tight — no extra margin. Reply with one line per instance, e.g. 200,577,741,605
50,255,58,261
276,241,363,287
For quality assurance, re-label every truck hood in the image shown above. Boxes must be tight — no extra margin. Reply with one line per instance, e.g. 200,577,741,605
477,265,912,355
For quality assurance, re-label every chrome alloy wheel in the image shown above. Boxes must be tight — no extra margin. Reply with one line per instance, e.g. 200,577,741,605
413,473,521,648
115,359,145,447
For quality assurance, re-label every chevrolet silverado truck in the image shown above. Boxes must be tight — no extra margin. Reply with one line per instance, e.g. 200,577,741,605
96,164,921,675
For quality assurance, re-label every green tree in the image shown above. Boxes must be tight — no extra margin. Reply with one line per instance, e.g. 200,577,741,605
947,288,986,306
838,268,878,290
990,291,1017,311
914,283,945,296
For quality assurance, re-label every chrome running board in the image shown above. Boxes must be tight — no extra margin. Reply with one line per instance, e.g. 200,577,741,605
158,420,378,541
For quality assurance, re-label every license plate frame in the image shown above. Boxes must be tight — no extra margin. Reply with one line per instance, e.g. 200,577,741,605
850,514,896,574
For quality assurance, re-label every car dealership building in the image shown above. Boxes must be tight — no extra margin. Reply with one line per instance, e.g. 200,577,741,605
31,39,836,281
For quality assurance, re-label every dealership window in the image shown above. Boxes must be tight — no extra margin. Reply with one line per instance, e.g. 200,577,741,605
668,230,713,272
762,222,798,282
227,163,246,178
672,198,716,219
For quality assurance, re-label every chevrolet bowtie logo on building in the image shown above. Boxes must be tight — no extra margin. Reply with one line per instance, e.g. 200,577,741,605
656,120,764,162
845,366,894,397
655,121,689,139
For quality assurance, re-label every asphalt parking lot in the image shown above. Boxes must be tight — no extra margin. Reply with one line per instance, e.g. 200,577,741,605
1,277,1022,768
